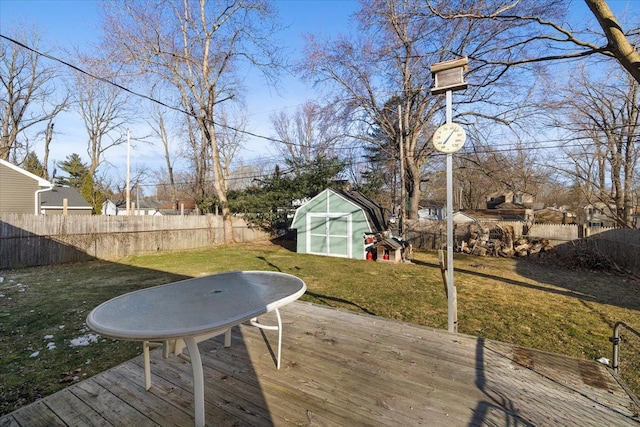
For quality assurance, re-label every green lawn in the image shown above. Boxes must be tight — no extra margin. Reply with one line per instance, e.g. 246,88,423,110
1,242,638,415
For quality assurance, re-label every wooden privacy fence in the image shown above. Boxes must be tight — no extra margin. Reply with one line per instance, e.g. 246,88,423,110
406,220,640,277
0,214,270,269
405,220,630,248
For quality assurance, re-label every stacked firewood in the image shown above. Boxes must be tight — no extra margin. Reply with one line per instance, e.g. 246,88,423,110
459,223,554,258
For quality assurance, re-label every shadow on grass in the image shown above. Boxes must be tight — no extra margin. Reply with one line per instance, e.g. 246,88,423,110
269,236,297,252
304,291,377,316
411,257,640,313
513,256,640,313
255,254,376,316
0,258,273,424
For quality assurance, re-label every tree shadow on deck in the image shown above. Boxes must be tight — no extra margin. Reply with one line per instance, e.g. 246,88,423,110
469,337,537,426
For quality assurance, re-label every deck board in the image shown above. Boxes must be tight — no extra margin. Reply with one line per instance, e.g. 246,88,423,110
1,301,638,427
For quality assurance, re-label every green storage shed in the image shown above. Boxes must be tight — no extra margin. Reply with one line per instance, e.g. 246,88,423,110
290,188,389,260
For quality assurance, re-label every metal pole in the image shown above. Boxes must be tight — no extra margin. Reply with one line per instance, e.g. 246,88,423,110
446,90,457,333
126,129,131,215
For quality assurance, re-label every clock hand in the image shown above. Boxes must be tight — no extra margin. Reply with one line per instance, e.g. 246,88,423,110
442,130,455,145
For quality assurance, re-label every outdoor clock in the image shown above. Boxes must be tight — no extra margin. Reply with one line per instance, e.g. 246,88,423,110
432,123,466,153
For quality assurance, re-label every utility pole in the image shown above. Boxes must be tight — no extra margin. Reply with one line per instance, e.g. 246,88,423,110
126,129,131,216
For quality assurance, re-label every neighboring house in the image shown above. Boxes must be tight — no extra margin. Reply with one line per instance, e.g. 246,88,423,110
39,186,92,215
489,202,534,222
1,159,93,216
102,199,124,215
534,207,576,224
102,199,163,216
132,199,163,216
451,210,503,224
157,200,198,215
0,158,52,214
486,191,534,209
290,188,389,260
482,190,534,222
418,201,444,220
579,203,619,227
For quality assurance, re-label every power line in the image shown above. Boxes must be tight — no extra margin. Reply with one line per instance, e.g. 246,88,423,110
0,33,289,146
3,34,635,176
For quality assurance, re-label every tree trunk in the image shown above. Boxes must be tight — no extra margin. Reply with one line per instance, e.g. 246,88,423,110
585,0,640,84
205,118,235,243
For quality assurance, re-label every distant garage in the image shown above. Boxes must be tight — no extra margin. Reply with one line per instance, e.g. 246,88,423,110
290,188,389,260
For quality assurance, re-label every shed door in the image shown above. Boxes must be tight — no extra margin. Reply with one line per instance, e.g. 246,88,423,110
307,213,352,258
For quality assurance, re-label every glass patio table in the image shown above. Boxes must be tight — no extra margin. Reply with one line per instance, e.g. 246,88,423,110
86,271,306,427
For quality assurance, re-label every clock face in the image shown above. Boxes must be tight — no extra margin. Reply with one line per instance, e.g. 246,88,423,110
432,123,466,153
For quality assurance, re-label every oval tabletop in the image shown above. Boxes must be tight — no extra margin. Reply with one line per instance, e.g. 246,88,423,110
86,271,306,341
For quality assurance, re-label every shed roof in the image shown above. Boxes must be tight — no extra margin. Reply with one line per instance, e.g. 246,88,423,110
335,189,388,233
40,186,91,209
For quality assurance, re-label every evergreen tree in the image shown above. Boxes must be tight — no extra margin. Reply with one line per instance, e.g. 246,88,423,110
56,153,89,188
229,157,347,233
80,174,104,215
23,151,46,179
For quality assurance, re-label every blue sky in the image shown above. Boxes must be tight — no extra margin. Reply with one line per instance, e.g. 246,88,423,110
0,0,359,183
0,0,636,187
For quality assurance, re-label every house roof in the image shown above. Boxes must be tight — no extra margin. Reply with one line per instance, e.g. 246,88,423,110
335,189,389,233
495,202,526,210
534,208,575,224
0,158,52,187
455,210,503,221
114,199,164,210
40,186,91,209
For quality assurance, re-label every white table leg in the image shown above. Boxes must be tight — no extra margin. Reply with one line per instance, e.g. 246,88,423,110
143,341,151,390
275,308,282,369
184,336,205,427
224,328,231,347
249,308,283,369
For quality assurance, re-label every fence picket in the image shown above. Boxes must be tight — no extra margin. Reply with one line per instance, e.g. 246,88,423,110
0,214,270,269
405,219,640,277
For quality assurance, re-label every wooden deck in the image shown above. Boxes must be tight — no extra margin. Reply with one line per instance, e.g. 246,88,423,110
1,301,639,426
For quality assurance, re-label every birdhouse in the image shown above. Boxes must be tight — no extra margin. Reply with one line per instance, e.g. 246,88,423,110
430,57,468,95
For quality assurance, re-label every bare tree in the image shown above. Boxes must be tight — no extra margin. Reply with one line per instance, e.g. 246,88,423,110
71,54,130,178
427,0,640,83
147,104,179,207
41,119,54,180
553,67,639,227
270,101,346,174
215,105,247,183
181,112,212,209
303,0,557,219
0,28,67,161
585,0,640,83
102,0,283,242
